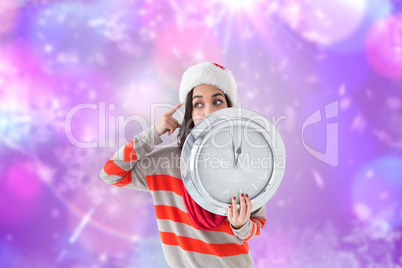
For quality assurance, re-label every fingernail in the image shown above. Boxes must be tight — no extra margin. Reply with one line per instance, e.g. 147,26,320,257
246,194,249,198
233,196,236,200
241,193,244,197
229,205,232,209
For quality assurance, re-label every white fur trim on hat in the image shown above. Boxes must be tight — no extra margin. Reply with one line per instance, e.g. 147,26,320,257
179,62,237,106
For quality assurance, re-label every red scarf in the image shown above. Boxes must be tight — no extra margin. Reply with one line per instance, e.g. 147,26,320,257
182,182,227,230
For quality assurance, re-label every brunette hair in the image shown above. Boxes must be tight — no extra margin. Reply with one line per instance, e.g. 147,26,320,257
177,88,233,150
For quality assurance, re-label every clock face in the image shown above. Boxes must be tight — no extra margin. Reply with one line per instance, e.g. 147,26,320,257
195,124,273,203
181,107,286,216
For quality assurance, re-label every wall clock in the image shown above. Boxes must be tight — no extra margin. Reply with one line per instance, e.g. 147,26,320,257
181,107,286,216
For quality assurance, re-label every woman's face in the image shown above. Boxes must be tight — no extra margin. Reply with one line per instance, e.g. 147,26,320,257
192,84,228,126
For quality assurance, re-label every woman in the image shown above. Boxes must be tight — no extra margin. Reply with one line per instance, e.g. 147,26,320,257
100,62,266,267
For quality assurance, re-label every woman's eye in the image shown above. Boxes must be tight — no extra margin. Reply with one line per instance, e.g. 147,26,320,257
215,100,223,105
194,103,202,108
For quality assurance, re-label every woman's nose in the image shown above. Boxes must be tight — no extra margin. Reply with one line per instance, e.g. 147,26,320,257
204,105,215,116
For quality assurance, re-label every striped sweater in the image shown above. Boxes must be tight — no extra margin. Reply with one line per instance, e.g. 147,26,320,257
99,126,266,267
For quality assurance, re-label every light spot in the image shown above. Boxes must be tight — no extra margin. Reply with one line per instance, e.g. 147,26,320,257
354,202,371,220
387,97,401,110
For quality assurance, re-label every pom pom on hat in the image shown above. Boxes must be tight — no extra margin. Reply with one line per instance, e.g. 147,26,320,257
179,62,237,106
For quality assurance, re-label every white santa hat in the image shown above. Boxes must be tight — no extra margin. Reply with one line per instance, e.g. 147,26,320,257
179,62,237,106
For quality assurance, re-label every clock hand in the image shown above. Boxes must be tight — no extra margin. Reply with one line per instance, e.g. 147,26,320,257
231,133,236,167
235,141,242,167
236,141,242,155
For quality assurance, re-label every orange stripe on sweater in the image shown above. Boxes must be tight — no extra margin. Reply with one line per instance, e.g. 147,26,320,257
251,218,266,237
146,174,183,196
244,221,256,241
258,218,266,227
112,172,132,187
123,140,138,161
154,205,234,235
160,231,249,257
103,160,128,177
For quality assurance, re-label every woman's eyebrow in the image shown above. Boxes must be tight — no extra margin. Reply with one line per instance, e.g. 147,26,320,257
192,95,203,100
211,93,224,98
192,93,224,100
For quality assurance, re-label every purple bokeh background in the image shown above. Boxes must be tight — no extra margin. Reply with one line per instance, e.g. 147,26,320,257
1,0,402,267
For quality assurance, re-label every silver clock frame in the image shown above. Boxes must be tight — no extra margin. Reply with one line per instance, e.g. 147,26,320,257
180,107,286,216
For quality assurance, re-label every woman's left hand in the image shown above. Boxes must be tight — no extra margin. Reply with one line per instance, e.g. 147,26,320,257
227,193,252,229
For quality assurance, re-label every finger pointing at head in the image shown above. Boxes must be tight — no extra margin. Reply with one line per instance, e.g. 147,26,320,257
166,102,183,116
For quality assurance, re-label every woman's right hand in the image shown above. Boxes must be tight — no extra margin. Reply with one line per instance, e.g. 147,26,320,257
154,102,183,136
